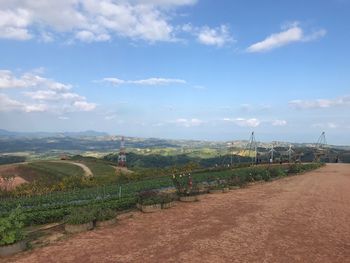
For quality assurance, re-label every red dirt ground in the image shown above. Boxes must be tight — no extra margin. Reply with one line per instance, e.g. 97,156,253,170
3,164,350,263
0,164,28,190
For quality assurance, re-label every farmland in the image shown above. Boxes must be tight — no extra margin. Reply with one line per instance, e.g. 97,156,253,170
0,163,322,226
3,164,349,263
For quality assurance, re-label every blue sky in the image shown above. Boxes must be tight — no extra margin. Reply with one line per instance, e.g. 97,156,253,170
0,0,349,144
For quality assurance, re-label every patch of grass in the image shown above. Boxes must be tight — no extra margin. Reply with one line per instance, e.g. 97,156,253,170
83,161,115,177
24,161,84,183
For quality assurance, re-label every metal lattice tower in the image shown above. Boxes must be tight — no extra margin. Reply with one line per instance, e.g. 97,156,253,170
229,141,234,166
286,144,295,163
314,132,328,162
268,143,277,163
242,131,258,164
316,131,327,149
118,136,127,167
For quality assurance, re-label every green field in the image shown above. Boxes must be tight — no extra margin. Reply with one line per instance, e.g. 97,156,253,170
28,162,84,178
82,161,116,177
0,161,85,184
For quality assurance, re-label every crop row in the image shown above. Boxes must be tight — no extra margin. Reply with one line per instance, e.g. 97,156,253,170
0,163,323,226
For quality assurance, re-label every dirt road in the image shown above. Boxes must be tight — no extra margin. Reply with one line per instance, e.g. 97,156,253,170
5,164,350,263
57,161,93,177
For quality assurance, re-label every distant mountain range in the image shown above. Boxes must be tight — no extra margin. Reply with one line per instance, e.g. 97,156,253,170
0,129,109,138
0,129,349,152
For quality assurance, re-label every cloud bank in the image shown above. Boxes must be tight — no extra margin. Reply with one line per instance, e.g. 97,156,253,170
247,22,326,53
0,69,96,113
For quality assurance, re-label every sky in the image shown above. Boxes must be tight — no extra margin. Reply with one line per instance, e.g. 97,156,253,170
0,0,349,144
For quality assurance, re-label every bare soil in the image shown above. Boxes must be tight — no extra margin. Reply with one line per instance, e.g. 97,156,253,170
0,164,28,190
4,164,350,263
112,166,134,175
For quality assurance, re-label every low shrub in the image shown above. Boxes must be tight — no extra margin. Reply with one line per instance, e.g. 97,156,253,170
227,175,240,186
269,167,286,178
260,170,271,182
65,207,95,225
209,183,227,190
95,208,116,222
137,190,162,205
0,207,26,246
288,164,304,174
24,207,70,226
177,188,200,197
160,193,176,204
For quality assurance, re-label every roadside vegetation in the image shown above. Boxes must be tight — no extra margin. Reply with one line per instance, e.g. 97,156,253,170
0,163,323,227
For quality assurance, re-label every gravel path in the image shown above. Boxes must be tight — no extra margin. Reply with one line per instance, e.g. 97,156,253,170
4,164,350,263
51,161,93,177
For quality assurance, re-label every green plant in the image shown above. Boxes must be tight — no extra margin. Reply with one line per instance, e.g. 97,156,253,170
137,190,162,205
260,170,271,181
209,182,227,190
65,207,95,225
288,164,304,174
160,194,176,204
94,208,116,221
269,167,286,178
0,206,26,246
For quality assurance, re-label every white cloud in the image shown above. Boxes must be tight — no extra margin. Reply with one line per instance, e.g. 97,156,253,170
174,118,204,127
102,77,186,86
289,95,350,109
239,104,272,112
0,0,197,43
75,30,111,42
303,29,327,42
137,0,198,7
272,120,287,126
24,90,84,101
102,78,125,85
24,104,48,113
197,25,233,47
0,70,72,91
0,93,24,111
247,22,326,53
224,117,261,128
104,115,116,120
0,69,96,113
0,9,32,40
223,117,287,127
312,122,339,129
73,101,96,111
0,93,47,113
131,78,186,85
182,24,234,47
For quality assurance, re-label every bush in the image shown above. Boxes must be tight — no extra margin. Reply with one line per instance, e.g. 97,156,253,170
95,208,116,221
137,190,162,205
160,193,176,204
227,175,240,186
65,207,95,225
269,167,286,178
24,208,71,225
209,183,227,190
260,170,271,182
288,164,304,174
0,207,26,246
